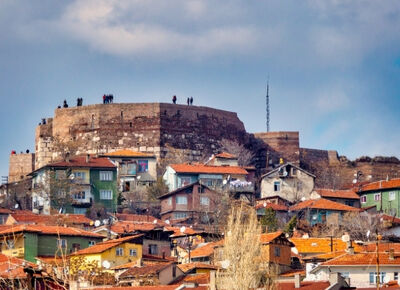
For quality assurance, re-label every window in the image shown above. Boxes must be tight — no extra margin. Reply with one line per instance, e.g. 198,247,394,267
6,240,15,249
369,272,386,284
57,239,67,248
89,241,96,246
274,181,281,192
173,265,176,278
74,191,85,200
167,197,172,205
100,190,112,200
74,171,86,180
374,193,381,201
274,246,281,257
176,196,187,205
74,207,87,214
129,249,137,257
116,247,123,256
200,196,210,206
340,272,349,279
149,244,158,255
198,186,205,193
72,243,81,252
55,170,66,179
185,187,193,193
100,171,113,181
389,192,396,201
361,195,367,203
138,160,148,172
174,212,187,219
395,272,398,281
180,177,192,186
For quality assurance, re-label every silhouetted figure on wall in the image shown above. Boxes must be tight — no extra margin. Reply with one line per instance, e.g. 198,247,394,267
187,97,190,105
77,98,83,106
63,100,68,108
103,95,106,104
172,95,177,104
190,97,193,105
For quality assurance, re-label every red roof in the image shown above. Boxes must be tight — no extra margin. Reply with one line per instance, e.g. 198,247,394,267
321,252,400,266
360,178,400,192
215,152,236,159
116,214,165,225
255,202,288,211
290,198,360,212
119,262,173,278
166,226,202,238
314,188,359,199
260,231,283,244
9,213,93,226
0,254,37,279
190,240,224,258
103,150,155,158
47,156,115,169
110,221,161,234
72,235,143,255
276,281,330,290
90,286,207,290
177,262,219,273
0,225,102,238
170,163,248,175
363,242,400,253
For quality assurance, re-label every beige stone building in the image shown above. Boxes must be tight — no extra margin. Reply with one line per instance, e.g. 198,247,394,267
260,163,315,202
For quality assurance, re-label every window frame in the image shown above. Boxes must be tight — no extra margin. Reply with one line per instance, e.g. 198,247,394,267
100,190,113,200
200,196,210,206
138,160,148,173
361,195,367,203
129,249,137,257
176,195,187,205
389,191,396,201
116,247,124,256
374,193,381,201
274,181,281,192
274,246,281,257
99,171,113,181
57,239,67,248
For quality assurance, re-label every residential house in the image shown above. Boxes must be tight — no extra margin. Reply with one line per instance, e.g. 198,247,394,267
118,262,184,286
260,163,315,202
358,178,400,216
71,235,143,269
93,220,174,257
260,231,294,274
0,224,103,262
177,262,218,275
102,149,157,192
0,253,38,289
289,198,359,226
159,181,219,223
311,188,360,208
29,155,117,215
190,240,224,264
310,251,400,288
206,152,239,166
163,163,253,202
256,202,289,225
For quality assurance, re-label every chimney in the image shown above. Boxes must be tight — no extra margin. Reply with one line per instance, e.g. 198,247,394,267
346,240,354,255
294,274,301,288
162,252,166,259
65,152,70,163
209,270,216,290
389,248,395,260
86,154,90,163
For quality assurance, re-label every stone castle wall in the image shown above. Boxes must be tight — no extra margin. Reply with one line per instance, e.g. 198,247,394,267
8,153,35,183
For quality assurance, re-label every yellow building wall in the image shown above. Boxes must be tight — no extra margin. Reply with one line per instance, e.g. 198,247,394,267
1,234,25,258
72,168,90,184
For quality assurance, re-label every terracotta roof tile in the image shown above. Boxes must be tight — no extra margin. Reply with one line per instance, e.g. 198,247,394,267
182,273,210,284
103,150,155,158
166,226,202,237
302,251,347,261
9,213,93,226
0,208,12,214
190,240,223,258
0,225,102,238
177,262,218,273
276,281,330,290
381,214,400,225
260,231,284,244
72,235,143,255
0,254,37,279
360,178,400,192
116,214,164,224
322,252,400,266
47,156,115,169
362,242,400,253
90,287,207,290
119,262,173,278
279,269,305,277
170,163,248,175
290,238,363,254
314,188,359,199
110,221,161,234
214,152,236,159
289,198,360,212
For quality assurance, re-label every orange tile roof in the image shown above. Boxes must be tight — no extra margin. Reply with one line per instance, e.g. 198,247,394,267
73,235,143,255
276,281,330,290
279,269,305,277
170,163,248,175
177,262,219,273
119,262,173,278
182,273,210,284
9,213,93,226
290,238,363,254
381,214,400,225
289,198,360,212
103,150,155,158
45,155,115,169
90,287,208,290
166,226,202,237
302,251,347,261
0,224,102,238
363,242,400,253
111,261,138,270
260,231,284,244
0,254,37,279
360,178,400,192
110,221,161,234
215,152,236,159
190,240,224,258
255,202,289,211
314,188,359,199
322,252,400,266
116,214,165,225
0,208,12,214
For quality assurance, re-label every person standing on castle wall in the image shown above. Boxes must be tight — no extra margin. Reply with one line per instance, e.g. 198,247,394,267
187,97,190,105
172,95,177,104
63,100,68,108
110,95,113,103
103,94,106,104
190,97,193,105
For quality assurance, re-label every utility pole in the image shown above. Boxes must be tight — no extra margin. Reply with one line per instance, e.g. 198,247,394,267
266,78,270,132
376,230,382,289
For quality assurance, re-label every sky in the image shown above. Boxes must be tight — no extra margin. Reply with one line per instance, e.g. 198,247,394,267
1,0,400,178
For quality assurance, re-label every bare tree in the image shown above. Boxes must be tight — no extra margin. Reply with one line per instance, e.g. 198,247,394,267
219,139,254,166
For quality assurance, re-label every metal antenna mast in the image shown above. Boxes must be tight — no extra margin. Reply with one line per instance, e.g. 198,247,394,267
266,78,270,132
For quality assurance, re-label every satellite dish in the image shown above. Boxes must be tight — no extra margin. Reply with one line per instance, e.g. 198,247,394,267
103,219,108,225
220,259,230,269
153,219,157,224
165,220,170,225
222,179,227,185
366,230,370,238
14,204,19,209
352,179,357,184
291,247,299,255
69,174,75,180
354,173,358,177
263,202,267,207
283,171,288,177
341,234,350,242
94,220,101,227
137,176,141,180
59,207,63,214
180,226,186,233
102,260,111,269
301,197,306,201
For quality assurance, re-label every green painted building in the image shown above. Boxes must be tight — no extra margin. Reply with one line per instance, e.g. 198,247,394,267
0,225,103,262
358,179,400,216
30,155,118,215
